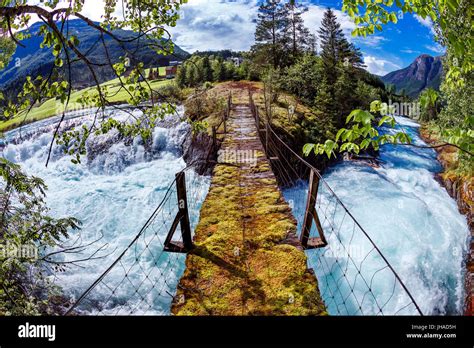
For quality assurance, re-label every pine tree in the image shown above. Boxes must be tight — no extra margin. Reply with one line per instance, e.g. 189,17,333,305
334,65,358,126
318,8,346,84
201,56,213,82
176,64,187,88
315,76,337,123
307,33,318,55
282,0,312,62
339,41,365,68
317,7,367,128
213,58,226,81
253,0,286,68
186,64,197,87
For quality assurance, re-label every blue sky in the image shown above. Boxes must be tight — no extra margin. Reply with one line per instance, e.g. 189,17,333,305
168,0,445,76
26,0,445,76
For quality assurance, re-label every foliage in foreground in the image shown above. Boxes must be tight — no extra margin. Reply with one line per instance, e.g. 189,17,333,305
0,159,81,315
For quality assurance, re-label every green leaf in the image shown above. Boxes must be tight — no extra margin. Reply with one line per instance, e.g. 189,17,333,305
370,100,381,112
303,143,315,156
378,116,393,127
336,128,346,141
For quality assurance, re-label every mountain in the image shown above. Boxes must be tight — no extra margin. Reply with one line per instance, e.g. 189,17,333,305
0,20,189,93
381,54,443,98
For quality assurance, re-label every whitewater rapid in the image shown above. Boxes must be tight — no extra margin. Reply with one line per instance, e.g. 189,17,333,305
285,116,469,315
2,108,210,314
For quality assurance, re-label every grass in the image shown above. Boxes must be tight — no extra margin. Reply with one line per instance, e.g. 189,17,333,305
0,67,173,133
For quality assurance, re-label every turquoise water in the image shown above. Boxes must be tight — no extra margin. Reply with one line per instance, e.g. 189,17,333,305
284,117,470,315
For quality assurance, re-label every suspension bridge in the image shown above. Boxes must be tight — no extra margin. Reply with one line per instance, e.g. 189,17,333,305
65,85,423,316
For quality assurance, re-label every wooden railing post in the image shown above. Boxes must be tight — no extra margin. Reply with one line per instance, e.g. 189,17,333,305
212,126,217,151
300,169,327,249
176,172,193,251
256,107,260,132
164,172,193,253
223,111,227,134
265,120,269,154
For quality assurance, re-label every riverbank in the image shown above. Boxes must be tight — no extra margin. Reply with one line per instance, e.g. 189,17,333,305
420,126,473,315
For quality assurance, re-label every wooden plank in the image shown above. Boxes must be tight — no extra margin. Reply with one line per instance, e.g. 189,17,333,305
212,126,217,151
307,237,326,249
163,172,193,253
164,211,184,251
300,169,320,248
311,207,328,247
176,172,193,251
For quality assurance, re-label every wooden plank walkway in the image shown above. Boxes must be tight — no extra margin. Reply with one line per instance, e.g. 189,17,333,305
172,90,326,315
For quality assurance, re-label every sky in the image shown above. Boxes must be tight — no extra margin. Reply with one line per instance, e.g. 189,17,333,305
25,0,445,76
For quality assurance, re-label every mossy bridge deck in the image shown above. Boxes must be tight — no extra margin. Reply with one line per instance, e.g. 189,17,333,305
172,89,326,315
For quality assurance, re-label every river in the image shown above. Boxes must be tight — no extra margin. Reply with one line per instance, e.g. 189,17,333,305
1,111,469,315
284,116,470,315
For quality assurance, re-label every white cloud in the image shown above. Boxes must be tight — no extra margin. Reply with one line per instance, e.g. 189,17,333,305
414,14,436,35
400,49,420,54
170,0,259,52
424,43,445,54
414,14,433,29
364,55,401,76
353,35,387,49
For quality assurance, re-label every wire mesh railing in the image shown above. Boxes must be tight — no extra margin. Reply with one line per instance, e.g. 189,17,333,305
65,165,210,315
249,91,423,316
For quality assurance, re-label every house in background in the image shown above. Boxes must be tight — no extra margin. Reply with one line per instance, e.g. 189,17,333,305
227,57,243,67
165,66,178,79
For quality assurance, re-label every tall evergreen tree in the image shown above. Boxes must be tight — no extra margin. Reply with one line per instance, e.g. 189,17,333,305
334,66,358,126
253,0,286,68
316,9,367,127
318,8,346,83
318,9,365,75
186,64,197,87
282,0,312,61
201,56,213,82
315,76,336,121
339,41,365,68
307,32,318,55
176,64,187,88
213,57,226,81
